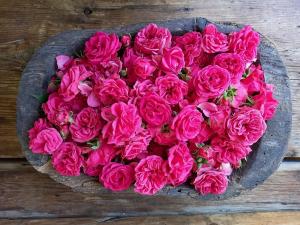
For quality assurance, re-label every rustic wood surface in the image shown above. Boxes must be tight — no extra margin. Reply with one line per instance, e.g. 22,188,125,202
0,0,299,224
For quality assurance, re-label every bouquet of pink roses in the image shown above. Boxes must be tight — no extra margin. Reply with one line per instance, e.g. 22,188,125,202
28,23,278,196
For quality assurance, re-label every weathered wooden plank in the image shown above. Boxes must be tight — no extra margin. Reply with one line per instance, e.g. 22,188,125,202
1,211,300,225
0,0,299,158
0,160,299,218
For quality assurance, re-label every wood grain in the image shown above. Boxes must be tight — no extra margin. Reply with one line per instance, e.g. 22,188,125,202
1,211,300,225
0,0,299,158
0,160,299,218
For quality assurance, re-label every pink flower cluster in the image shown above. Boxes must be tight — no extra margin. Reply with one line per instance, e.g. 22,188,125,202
29,23,278,196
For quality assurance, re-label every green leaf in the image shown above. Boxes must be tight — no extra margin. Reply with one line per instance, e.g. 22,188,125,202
87,138,101,150
120,69,127,77
31,93,48,103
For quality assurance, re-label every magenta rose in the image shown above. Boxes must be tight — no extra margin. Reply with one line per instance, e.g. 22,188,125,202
155,74,188,105
193,166,228,195
84,32,121,64
69,107,102,143
167,143,194,186
122,129,151,160
93,78,129,106
28,118,51,141
228,25,260,62
102,102,142,145
127,56,156,80
134,23,172,55
121,34,131,47
58,65,91,101
252,84,278,120
149,124,177,146
52,142,84,176
134,155,168,195
160,46,185,74
202,24,228,53
97,57,122,79
241,65,265,95
227,107,267,145
131,80,157,98
139,94,172,127
171,105,203,141
29,128,63,154
211,136,252,167
190,121,213,144
213,53,245,84
174,31,202,66
42,93,71,126
190,65,230,101
100,162,135,191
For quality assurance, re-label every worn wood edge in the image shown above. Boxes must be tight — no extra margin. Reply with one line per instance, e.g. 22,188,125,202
16,17,292,201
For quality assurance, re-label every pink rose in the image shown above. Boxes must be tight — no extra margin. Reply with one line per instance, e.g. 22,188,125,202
52,142,83,176
228,25,260,62
167,143,194,186
174,31,202,66
58,65,91,101
56,55,71,70
190,65,230,101
102,102,142,145
171,105,203,141
93,78,129,106
134,155,168,195
131,80,157,98
134,23,172,55
100,162,135,191
28,118,51,141
97,57,122,79
220,84,248,108
127,56,156,80
213,53,245,84
190,121,213,144
202,24,228,53
193,166,228,195
160,47,185,74
252,84,278,120
139,94,172,126
122,129,152,160
29,128,63,154
211,136,252,167
121,34,131,47
227,107,267,145
241,65,265,95
149,124,177,146
69,107,102,143
42,93,71,126
155,74,188,105
84,32,121,64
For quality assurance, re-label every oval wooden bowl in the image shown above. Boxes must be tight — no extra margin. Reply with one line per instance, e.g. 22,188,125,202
17,18,292,200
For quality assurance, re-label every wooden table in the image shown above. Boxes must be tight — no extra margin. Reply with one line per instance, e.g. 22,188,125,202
0,0,299,224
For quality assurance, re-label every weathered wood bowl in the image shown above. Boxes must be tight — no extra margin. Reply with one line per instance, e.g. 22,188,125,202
17,18,292,200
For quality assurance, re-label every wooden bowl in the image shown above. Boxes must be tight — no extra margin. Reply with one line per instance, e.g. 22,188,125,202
16,18,292,200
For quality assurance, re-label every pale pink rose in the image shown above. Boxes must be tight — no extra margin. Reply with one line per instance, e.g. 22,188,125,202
139,94,172,127
28,118,51,142
149,124,177,146
52,142,83,176
227,107,267,145
58,65,92,101
171,105,203,141
127,56,156,81
121,34,131,47
190,65,230,101
42,93,71,126
102,102,142,145
160,46,185,74
29,128,63,154
202,24,228,53
211,136,252,167
193,166,228,195
56,55,71,70
100,162,135,191
69,107,102,143
122,129,152,160
252,84,278,120
228,25,260,62
174,31,202,66
84,32,121,64
213,53,245,84
93,78,129,106
134,23,172,55
167,143,194,186
134,155,168,195
155,74,188,105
